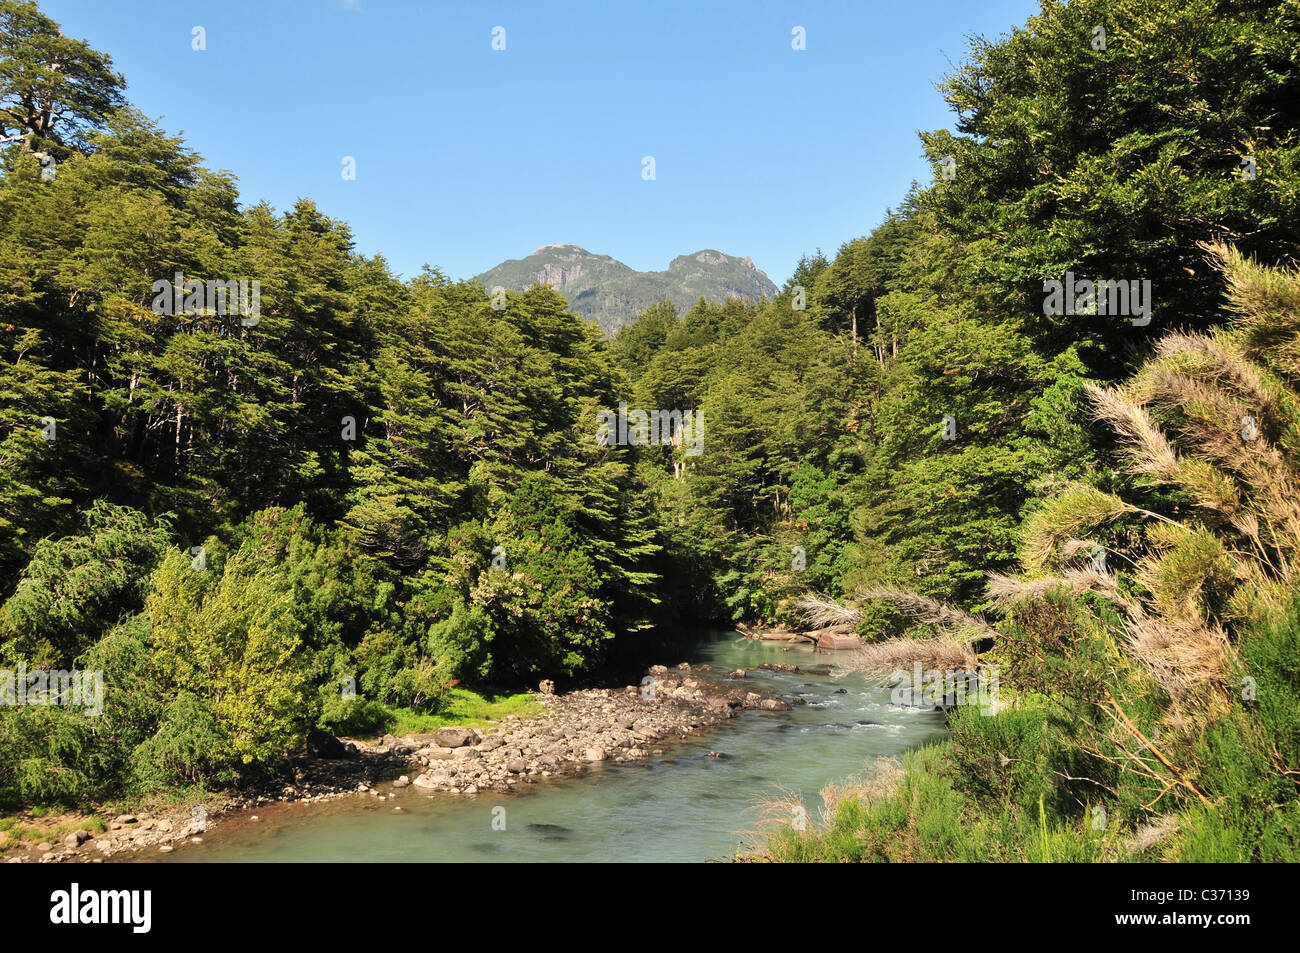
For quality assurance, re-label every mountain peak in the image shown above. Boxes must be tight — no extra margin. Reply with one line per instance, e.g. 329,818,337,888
532,243,592,256
669,249,757,270
476,246,776,333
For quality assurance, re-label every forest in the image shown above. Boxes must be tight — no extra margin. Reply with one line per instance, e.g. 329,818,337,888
1,0,1298,861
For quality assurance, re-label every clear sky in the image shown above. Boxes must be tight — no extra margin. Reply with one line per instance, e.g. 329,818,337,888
38,0,1038,285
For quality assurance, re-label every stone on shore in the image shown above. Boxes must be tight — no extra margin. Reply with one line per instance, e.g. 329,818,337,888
306,728,354,759
817,630,862,650
433,727,479,749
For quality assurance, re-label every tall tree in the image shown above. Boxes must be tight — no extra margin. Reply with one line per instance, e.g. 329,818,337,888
0,0,125,158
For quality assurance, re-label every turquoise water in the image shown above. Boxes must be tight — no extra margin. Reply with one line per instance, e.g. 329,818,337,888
169,634,948,862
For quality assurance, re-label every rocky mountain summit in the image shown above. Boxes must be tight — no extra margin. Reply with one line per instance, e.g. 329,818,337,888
475,245,778,332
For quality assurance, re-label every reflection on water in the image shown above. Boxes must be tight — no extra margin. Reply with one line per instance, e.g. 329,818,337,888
163,633,948,863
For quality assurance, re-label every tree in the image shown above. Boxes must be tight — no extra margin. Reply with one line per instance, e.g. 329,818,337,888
0,501,171,667
144,535,312,774
0,0,125,158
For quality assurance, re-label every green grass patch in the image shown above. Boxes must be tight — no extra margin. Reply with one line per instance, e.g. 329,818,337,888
0,815,105,851
378,688,542,737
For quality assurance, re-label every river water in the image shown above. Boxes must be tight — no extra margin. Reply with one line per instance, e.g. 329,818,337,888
168,633,948,863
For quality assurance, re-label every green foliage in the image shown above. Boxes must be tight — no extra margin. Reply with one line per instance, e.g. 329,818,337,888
0,501,171,667
144,536,312,774
0,0,125,157
0,703,105,808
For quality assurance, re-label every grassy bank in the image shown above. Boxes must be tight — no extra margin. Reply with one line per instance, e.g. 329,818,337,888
377,687,543,737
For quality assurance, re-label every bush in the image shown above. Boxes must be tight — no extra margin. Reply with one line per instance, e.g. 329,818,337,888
0,501,171,667
129,691,229,786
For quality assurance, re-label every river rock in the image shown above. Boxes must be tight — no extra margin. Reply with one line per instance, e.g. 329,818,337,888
306,728,353,759
392,775,410,789
818,630,862,651
433,727,478,749
759,698,792,711
478,735,505,752
583,747,607,762
411,773,438,789
506,759,527,774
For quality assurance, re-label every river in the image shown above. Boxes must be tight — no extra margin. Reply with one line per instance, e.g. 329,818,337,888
164,632,948,862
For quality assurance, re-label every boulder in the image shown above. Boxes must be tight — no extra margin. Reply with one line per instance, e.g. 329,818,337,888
392,775,410,789
759,698,792,711
411,773,439,789
506,759,527,774
478,735,505,752
433,727,478,749
418,746,456,761
583,747,607,762
817,630,862,651
306,728,353,759
725,668,746,679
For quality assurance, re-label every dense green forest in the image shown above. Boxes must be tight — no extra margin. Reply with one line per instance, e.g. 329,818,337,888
1,0,1298,860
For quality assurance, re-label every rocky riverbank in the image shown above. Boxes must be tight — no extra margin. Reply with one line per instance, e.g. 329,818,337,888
3,661,799,863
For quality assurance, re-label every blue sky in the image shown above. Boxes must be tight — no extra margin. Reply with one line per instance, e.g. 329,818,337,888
40,0,1038,285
